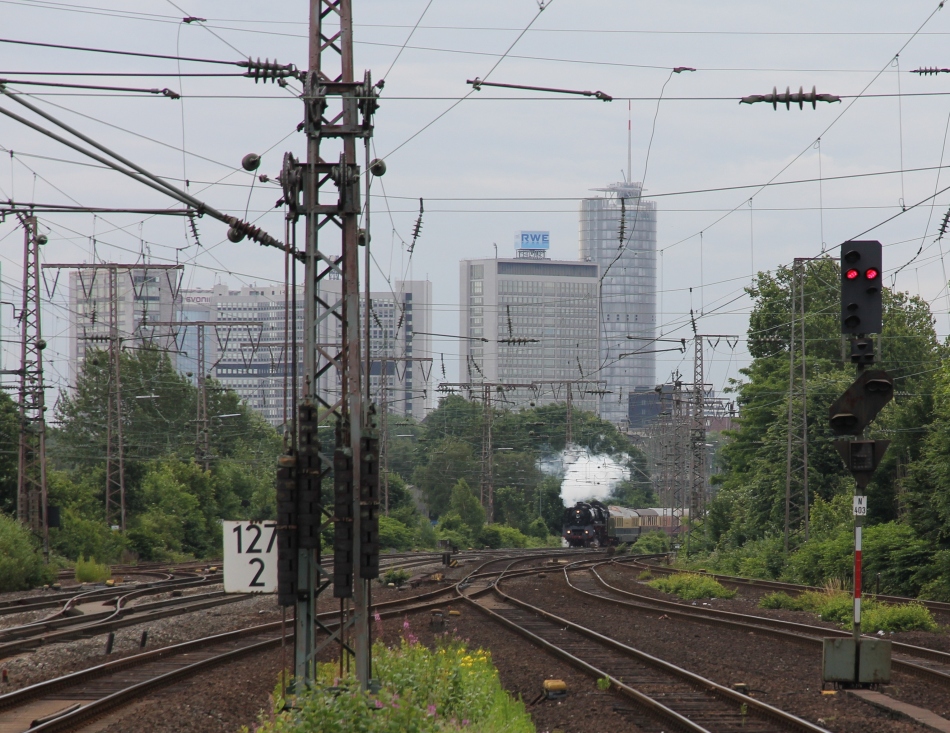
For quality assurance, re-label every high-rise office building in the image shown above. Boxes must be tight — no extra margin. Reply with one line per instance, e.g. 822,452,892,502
68,267,180,386
459,248,601,413
580,181,657,425
176,280,431,428
177,283,304,429
316,279,433,422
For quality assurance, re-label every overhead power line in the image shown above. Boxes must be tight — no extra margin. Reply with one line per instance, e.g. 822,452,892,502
0,85,290,256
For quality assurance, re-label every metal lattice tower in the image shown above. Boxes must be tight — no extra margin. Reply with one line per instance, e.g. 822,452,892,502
104,267,125,530
784,258,810,552
45,263,182,531
289,0,381,689
15,216,49,553
690,337,706,520
480,384,493,520
648,378,691,519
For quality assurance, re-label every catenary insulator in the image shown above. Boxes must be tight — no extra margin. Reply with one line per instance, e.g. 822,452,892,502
740,85,841,109
241,57,301,83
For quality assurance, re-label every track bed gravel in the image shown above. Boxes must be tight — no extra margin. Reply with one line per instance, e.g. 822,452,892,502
504,570,945,732
0,592,283,692
606,563,950,652
86,603,644,733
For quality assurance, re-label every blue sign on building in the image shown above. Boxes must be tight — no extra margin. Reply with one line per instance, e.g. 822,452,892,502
517,231,550,250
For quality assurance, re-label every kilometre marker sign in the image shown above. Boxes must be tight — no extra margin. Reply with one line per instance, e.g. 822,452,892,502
223,520,277,593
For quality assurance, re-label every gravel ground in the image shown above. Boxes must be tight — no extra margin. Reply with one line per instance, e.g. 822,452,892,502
605,563,950,652
504,570,947,733
0,592,284,692
87,603,642,733
0,608,52,631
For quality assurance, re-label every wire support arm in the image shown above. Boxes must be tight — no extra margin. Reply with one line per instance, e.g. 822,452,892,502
0,85,296,258
0,78,180,97
467,78,612,101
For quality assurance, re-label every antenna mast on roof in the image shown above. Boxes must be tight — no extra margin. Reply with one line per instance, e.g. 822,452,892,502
627,100,632,184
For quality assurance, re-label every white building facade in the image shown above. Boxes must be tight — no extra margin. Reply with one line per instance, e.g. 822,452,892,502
315,279,434,422
458,256,601,413
67,266,180,387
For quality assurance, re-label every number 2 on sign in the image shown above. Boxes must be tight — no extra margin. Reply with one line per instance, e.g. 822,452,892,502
853,496,867,516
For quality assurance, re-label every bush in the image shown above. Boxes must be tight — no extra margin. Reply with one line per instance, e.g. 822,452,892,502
381,568,411,587
0,512,54,590
637,569,653,581
863,603,937,633
75,554,111,583
379,515,415,551
763,589,938,632
51,508,126,563
246,637,534,733
474,524,532,550
632,530,670,555
647,572,736,600
526,517,549,540
615,542,629,555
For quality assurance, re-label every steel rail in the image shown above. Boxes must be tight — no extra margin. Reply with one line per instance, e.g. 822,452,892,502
0,550,583,731
0,575,217,616
467,558,831,733
2,553,467,618
576,559,950,688
458,559,713,733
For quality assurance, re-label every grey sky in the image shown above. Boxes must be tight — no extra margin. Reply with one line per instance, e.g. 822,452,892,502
2,0,949,405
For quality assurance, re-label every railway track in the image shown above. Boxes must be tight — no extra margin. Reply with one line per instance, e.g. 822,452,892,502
0,549,583,733
463,557,830,733
572,558,950,688
0,553,462,616
0,574,218,618
632,557,950,616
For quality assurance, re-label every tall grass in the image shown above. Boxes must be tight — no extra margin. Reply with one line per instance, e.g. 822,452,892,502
247,635,534,733
758,589,937,632
647,572,736,600
74,555,111,583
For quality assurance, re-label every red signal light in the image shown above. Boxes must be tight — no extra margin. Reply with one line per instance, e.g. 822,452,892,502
865,267,879,280
845,268,860,280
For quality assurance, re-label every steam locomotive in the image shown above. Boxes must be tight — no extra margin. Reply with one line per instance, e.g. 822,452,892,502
562,501,687,548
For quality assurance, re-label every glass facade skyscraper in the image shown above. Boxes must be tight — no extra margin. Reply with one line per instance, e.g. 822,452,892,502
579,181,657,425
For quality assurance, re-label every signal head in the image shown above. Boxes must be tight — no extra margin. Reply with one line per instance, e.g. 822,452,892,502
845,268,860,280
844,249,861,264
865,267,879,280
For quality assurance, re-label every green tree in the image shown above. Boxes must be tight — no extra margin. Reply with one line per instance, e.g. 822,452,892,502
0,512,54,590
412,437,477,515
449,478,485,533
0,391,19,514
712,258,940,552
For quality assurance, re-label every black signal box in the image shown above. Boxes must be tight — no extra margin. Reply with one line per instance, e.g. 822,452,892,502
841,241,883,335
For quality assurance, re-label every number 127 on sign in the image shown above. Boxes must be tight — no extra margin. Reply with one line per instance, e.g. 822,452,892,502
223,520,277,593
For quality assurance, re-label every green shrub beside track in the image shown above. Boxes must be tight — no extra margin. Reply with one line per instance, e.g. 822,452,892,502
0,513,54,591
647,572,737,600
248,637,534,733
759,590,938,632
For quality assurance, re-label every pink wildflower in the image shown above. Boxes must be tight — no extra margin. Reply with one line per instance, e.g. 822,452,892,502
375,699,384,709
462,720,470,727
427,705,437,717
